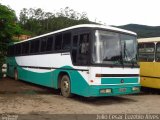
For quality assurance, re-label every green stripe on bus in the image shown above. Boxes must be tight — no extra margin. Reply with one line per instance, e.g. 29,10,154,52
101,77,139,84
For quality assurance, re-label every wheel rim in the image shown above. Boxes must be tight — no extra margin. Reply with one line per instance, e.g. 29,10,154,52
61,76,71,97
63,80,69,92
62,79,69,94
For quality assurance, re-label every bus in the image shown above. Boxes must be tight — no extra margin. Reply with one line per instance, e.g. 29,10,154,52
7,24,140,97
138,37,160,89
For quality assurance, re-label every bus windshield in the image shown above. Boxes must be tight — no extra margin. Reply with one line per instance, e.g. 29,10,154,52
92,30,137,67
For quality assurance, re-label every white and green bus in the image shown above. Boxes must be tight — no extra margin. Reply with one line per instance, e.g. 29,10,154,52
7,24,140,97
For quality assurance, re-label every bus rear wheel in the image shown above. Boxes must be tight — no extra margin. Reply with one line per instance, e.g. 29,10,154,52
60,75,72,98
14,69,18,80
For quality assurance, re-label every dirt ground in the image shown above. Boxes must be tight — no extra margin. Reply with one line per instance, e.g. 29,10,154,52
0,78,160,119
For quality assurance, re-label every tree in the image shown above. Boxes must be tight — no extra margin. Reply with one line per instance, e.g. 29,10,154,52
0,4,21,67
19,7,93,36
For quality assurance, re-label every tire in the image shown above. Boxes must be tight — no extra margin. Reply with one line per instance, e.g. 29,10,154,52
60,75,72,98
14,69,18,80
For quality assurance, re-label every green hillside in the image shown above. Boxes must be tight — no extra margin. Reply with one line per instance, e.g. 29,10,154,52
118,24,160,38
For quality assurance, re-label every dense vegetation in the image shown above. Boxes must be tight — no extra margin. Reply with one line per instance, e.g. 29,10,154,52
19,7,93,36
118,24,160,38
0,4,21,68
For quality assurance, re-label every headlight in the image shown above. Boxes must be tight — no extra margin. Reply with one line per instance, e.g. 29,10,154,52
100,89,112,94
132,87,139,91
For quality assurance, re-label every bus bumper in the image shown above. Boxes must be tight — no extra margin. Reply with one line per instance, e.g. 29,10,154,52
86,84,141,97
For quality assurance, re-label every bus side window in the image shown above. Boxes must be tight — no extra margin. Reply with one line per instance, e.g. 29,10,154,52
62,32,71,50
30,40,40,54
138,43,155,62
46,36,53,51
77,33,90,65
24,42,29,55
30,41,35,53
145,43,155,62
55,33,62,51
15,44,21,56
156,43,160,62
35,40,40,53
138,43,146,61
79,34,89,55
72,35,78,64
40,38,47,52
21,43,25,55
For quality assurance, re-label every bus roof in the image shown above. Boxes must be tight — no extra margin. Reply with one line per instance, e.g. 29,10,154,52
15,24,137,44
138,37,160,43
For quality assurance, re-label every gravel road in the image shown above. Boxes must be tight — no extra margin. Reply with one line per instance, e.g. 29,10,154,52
0,78,159,119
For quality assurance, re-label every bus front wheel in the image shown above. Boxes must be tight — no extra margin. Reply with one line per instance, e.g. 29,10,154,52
60,75,72,98
14,69,18,80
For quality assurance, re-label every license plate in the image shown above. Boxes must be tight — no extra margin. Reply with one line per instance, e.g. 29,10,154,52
119,88,126,92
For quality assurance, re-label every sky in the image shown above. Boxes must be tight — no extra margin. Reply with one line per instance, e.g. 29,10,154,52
1,0,160,26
